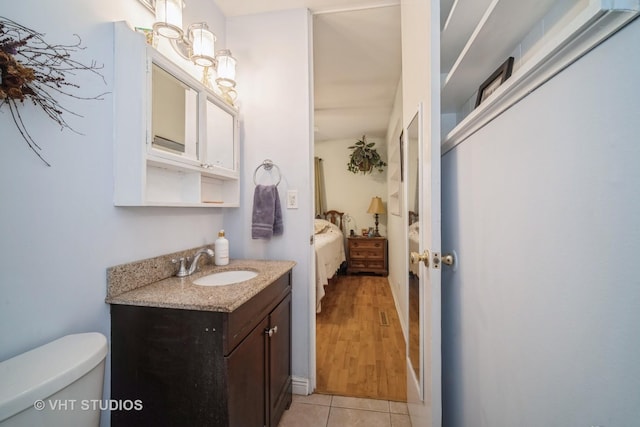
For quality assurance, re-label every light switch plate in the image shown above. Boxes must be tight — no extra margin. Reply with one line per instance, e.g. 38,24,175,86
287,190,298,209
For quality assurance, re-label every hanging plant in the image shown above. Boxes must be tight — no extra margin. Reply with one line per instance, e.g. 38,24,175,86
0,16,107,166
347,135,387,174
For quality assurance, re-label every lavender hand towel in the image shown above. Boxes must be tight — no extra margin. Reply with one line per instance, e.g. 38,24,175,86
273,186,283,236
252,185,283,239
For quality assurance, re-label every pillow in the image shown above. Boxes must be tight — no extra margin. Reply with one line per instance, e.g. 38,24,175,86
314,219,331,234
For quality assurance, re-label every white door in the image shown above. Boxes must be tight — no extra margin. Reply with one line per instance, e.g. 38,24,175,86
406,101,442,425
403,0,442,422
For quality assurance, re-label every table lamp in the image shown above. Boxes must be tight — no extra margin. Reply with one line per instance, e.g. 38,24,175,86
367,196,385,237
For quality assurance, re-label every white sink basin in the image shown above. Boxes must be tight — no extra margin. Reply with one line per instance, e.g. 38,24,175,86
193,270,258,286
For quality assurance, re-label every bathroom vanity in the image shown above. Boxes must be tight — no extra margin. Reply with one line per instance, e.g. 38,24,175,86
106,257,295,427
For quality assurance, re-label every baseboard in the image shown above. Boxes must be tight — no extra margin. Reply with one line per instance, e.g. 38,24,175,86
389,277,408,341
292,376,310,395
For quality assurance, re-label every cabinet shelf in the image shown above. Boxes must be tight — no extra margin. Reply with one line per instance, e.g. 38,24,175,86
441,0,640,153
144,161,240,207
442,0,557,113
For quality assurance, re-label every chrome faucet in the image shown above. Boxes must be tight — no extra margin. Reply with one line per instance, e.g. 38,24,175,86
172,248,214,277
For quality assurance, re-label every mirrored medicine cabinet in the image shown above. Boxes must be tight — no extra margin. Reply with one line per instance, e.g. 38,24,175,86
151,63,198,160
204,97,236,171
113,21,239,207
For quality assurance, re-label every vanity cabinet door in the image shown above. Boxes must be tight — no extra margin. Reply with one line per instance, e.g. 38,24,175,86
110,305,225,427
226,317,268,427
268,293,292,427
226,292,292,427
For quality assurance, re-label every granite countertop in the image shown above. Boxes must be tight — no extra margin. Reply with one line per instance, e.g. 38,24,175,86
106,259,296,312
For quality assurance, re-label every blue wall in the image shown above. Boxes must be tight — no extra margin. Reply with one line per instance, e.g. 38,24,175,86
441,19,640,427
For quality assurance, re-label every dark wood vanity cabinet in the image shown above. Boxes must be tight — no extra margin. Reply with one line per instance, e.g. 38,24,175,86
110,271,292,427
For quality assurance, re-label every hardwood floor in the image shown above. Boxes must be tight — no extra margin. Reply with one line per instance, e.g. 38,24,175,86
316,274,407,401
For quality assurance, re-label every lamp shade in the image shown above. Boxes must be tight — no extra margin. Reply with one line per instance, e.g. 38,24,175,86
154,0,183,39
367,197,385,214
216,49,237,87
189,23,216,67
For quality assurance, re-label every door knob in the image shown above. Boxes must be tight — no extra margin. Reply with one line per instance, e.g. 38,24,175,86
442,253,455,266
410,250,430,267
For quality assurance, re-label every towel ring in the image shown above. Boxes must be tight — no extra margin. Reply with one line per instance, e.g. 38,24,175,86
253,159,282,186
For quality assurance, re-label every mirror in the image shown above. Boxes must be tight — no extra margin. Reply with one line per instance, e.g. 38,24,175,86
151,63,199,161
204,97,236,171
406,108,422,396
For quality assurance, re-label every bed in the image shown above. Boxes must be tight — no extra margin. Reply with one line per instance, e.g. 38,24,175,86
314,210,346,313
408,211,420,277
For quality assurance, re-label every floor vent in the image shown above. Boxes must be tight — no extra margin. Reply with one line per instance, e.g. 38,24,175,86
379,310,389,326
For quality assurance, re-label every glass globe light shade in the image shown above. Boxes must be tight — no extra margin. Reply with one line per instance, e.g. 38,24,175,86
216,49,237,88
189,23,216,67
154,0,184,39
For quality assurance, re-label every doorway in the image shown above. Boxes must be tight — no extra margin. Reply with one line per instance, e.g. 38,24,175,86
311,4,405,402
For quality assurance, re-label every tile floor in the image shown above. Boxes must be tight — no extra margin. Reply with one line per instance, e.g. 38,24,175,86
278,394,411,427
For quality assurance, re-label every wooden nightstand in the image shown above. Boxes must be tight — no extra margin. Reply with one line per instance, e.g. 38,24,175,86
347,237,388,276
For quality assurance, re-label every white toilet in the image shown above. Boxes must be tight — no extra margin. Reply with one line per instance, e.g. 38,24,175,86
0,333,107,427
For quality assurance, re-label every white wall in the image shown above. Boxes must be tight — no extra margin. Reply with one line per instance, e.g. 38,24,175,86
441,19,640,427
315,138,388,235
224,9,314,389
385,81,408,335
0,2,227,426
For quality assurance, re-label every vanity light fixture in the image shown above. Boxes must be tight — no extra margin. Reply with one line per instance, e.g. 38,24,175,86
215,49,238,106
153,0,217,68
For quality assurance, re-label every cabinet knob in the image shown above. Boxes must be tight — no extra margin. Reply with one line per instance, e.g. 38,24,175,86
265,325,278,337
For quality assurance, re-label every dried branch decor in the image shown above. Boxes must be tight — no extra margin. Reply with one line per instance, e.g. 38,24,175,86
0,16,106,166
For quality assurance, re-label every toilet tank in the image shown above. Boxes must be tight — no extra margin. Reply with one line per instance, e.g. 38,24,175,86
0,333,107,427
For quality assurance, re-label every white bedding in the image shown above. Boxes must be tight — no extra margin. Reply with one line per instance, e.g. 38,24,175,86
409,222,420,277
314,219,346,313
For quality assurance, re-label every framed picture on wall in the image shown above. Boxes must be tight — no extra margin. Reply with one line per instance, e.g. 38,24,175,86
475,57,514,107
138,0,156,13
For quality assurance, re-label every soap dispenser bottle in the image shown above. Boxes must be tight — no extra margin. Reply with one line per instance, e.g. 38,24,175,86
214,230,229,265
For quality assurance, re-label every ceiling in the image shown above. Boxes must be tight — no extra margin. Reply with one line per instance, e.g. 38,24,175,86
313,6,401,142
215,0,401,18
214,0,480,143
214,0,402,144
